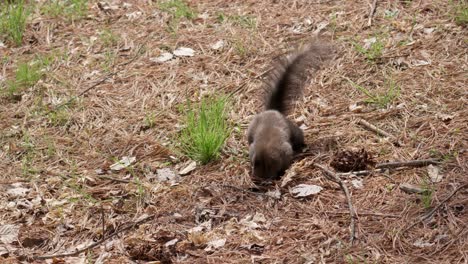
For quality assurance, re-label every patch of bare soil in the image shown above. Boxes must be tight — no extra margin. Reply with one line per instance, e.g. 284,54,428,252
1,0,467,263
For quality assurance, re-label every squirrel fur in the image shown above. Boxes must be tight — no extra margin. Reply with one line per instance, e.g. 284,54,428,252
247,40,332,181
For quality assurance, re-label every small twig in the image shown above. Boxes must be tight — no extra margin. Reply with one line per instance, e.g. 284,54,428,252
97,175,132,184
28,214,156,260
335,158,441,178
367,0,378,27
404,183,468,232
328,211,400,218
336,168,387,177
357,118,402,146
100,206,105,241
357,118,394,139
376,159,440,169
314,163,357,244
0,179,29,185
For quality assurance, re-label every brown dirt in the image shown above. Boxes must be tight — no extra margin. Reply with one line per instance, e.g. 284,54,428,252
0,0,467,263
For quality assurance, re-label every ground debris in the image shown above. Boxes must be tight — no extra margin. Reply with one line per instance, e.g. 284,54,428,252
1,0,466,263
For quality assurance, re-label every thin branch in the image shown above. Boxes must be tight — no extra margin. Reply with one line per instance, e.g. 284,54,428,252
376,159,440,169
314,163,357,244
97,175,132,184
336,168,387,177
335,158,441,177
404,183,468,231
367,0,378,27
100,206,105,241
28,214,156,260
328,211,400,218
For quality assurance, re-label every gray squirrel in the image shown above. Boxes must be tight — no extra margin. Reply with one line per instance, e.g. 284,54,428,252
247,40,332,181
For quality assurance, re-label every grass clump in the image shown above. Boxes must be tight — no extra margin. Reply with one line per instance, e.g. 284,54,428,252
41,0,88,20
48,107,71,126
179,96,231,164
2,55,53,99
349,78,400,109
99,28,119,47
230,15,257,29
453,3,468,26
159,0,196,32
159,0,195,20
353,37,384,61
216,12,257,29
0,0,29,46
420,178,434,210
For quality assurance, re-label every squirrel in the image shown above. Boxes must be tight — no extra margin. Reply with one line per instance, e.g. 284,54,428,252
247,40,332,181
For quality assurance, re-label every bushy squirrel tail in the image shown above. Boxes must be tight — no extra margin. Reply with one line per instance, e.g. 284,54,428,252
264,40,333,114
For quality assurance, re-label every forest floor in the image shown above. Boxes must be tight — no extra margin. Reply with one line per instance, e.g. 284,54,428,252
0,0,467,263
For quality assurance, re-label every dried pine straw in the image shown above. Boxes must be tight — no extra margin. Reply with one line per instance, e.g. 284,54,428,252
0,0,466,263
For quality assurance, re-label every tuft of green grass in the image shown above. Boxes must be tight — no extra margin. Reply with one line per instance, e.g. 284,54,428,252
159,0,195,20
4,62,41,98
2,55,53,99
0,0,29,46
420,178,434,210
384,9,399,19
349,78,400,109
102,50,117,72
159,0,196,32
40,0,66,17
230,15,257,29
353,37,384,61
41,0,88,20
48,107,70,126
179,96,231,164
20,132,38,177
99,28,119,47
143,112,157,129
453,3,468,26
216,12,226,23
233,39,248,57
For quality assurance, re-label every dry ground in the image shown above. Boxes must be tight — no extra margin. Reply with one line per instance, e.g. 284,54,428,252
1,0,467,263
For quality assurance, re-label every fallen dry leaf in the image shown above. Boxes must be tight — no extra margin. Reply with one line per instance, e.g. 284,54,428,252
156,168,180,183
0,224,19,244
349,103,365,113
125,11,142,20
351,179,364,189
204,238,226,252
150,52,174,63
6,184,30,198
436,113,454,122
291,184,323,197
173,47,195,57
179,161,197,175
427,165,442,183
210,40,225,50
110,156,136,171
